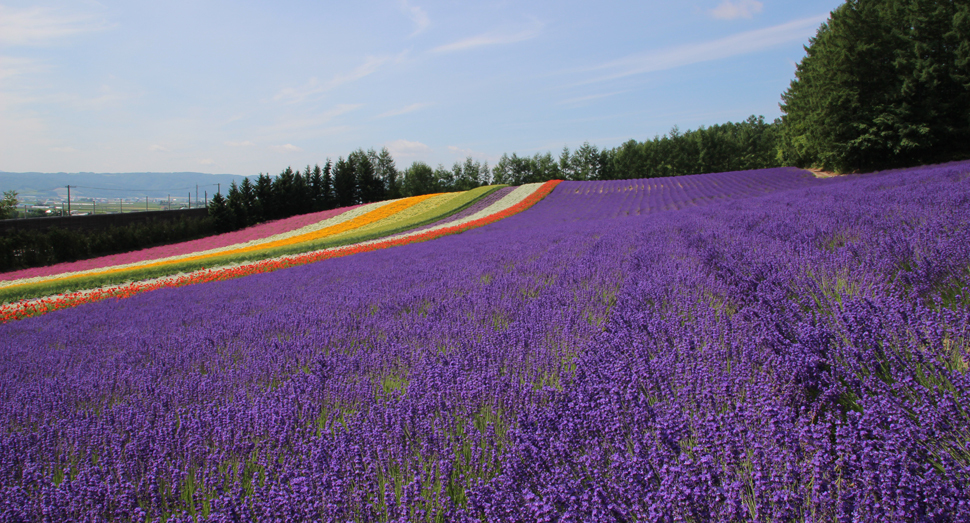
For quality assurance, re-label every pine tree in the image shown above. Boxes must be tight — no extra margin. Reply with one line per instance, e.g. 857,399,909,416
321,159,334,209
240,177,260,224
309,164,324,211
351,149,383,203
374,148,400,200
208,192,234,233
333,156,357,207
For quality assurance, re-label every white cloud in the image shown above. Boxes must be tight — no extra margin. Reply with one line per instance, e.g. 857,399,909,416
582,15,826,84
270,143,302,153
432,20,544,53
400,0,430,36
199,158,215,165
376,102,433,118
274,56,389,103
446,145,493,161
149,144,168,152
386,139,430,158
225,140,255,147
710,0,764,20
0,5,109,46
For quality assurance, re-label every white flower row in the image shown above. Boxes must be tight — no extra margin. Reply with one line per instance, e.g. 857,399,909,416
1,184,545,299
2,184,548,312
0,199,396,289
364,183,543,245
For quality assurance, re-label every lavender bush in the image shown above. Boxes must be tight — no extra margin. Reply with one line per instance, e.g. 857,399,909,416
1,165,968,521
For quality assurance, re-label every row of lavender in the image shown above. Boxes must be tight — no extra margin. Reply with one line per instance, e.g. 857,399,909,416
0,165,968,521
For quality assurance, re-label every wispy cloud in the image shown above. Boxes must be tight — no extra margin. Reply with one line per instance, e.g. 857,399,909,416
377,102,433,118
431,20,544,53
581,15,825,84
199,158,215,165
274,56,389,104
558,91,627,106
400,0,430,36
270,143,302,153
0,5,109,46
386,139,430,158
265,104,363,136
149,144,168,152
225,140,255,147
710,0,764,20
0,55,43,81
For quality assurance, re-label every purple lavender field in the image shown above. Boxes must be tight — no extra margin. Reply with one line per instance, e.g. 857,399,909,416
2,164,969,521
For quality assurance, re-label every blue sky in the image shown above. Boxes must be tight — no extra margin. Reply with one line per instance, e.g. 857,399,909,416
1,0,843,175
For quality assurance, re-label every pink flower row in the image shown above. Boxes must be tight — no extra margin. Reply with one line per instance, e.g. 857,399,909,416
0,204,361,282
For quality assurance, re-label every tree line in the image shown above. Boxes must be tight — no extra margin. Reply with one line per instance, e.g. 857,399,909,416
207,116,785,233
0,216,215,272
492,115,781,185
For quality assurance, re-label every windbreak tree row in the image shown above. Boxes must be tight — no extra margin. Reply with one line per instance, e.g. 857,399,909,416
0,215,215,272
209,147,402,234
493,115,783,185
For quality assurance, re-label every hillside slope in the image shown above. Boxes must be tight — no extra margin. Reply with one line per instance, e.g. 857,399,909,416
1,163,968,521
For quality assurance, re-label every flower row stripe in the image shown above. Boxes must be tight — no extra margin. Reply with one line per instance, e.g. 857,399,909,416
0,201,384,288
0,180,560,323
0,203,367,283
1,193,439,291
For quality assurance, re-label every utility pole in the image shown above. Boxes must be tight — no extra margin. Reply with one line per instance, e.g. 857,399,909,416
67,185,71,216
189,192,191,209
196,185,199,208
217,183,220,196
120,198,123,214
168,194,171,210
204,190,208,208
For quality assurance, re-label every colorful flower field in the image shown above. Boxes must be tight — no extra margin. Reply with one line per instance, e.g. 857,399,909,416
1,163,969,521
0,183,557,318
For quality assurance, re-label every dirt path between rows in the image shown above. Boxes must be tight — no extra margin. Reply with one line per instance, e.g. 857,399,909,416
807,168,843,178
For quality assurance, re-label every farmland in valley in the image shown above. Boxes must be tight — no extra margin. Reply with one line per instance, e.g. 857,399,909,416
1,164,969,521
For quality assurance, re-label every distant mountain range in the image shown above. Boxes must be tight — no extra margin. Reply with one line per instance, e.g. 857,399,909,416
0,172,260,201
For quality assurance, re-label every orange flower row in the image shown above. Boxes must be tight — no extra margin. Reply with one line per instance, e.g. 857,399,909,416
0,181,561,323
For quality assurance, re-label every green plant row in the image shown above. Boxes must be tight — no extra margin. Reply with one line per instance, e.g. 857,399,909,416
0,186,505,304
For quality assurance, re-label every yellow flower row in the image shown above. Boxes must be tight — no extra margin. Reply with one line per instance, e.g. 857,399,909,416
15,193,441,290
323,192,460,242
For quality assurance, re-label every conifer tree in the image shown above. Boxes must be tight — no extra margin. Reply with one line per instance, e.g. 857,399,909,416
780,0,970,172
333,156,357,207
321,159,334,209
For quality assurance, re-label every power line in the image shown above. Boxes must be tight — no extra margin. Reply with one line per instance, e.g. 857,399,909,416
68,183,222,192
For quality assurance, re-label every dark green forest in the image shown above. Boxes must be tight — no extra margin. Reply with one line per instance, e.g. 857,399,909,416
0,216,215,272
781,0,970,172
